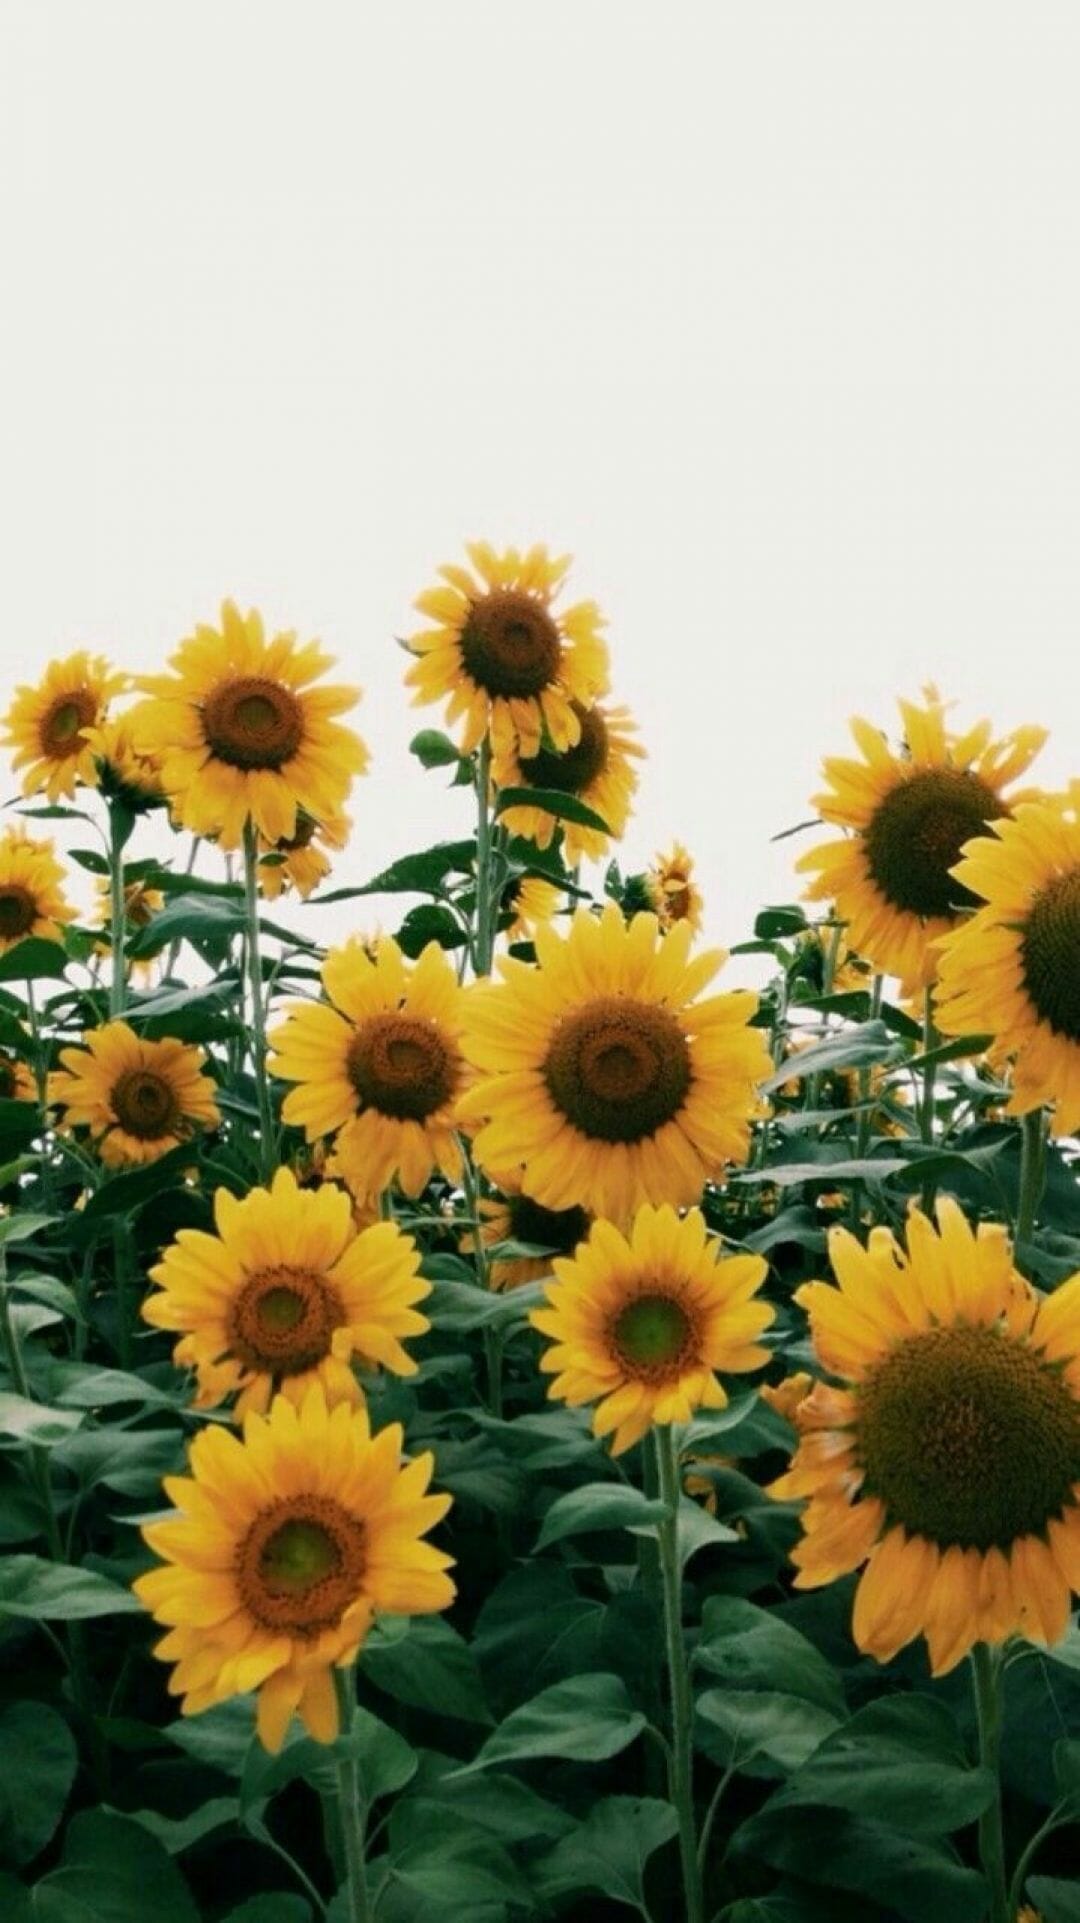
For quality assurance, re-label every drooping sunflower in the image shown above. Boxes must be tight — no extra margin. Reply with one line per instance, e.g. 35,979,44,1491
530,1204,772,1454
81,715,164,811
459,903,771,1219
473,1166,591,1291
797,690,1047,992
258,812,348,901
934,792,1080,1137
500,873,563,945
94,876,166,980
772,1199,1080,1675
405,543,610,759
646,841,704,935
492,700,643,863
270,937,467,1202
0,1049,38,1104
0,830,74,954
3,651,126,801
134,1385,454,1752
131,601,368,851
50,1021,219,1168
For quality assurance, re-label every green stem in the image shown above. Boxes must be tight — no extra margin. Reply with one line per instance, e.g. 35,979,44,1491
112,1219,134,1369
473,738,497,977
1007,1801,1075,1916
242,821,276,1182
0,1244,62,1560
459,1145,502,1417
332,1667,372,1923
1015,1107,1047,1249
850,974,884,1228
806,920,843,1115
25,981,55,1211
970,1642,1008,1923
107,802,128,1019
655,1425,704,1923
638,1439,668,1796
919,988,939,1215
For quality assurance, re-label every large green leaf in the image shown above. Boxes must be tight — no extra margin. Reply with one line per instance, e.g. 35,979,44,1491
125,893,246,958
695,1689,841,1778
534,1481,670,1551
0,941,69,984
385,1805,532,1913
0,1393,83,1447
316,841,477,901
0,1555,144,1621
221,1902,312,1923
409,728,465,769
533,1796,678,1913
0,1704,77,1867
166,1698,254,1776
1028,1879,1080,1923
243,1707,417,1811
694,1597,846,1715
731,1805,988,1922
495,786,611,833
361,1615,492,1725
452,1672,645,1775
32,1811,199,1922
770,1696,995,1834
758,1021,897,1094
53,1427,185,1496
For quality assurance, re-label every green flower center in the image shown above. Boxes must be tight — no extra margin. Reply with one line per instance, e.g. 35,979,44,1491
261,1519,341,1594
612,1292,696,1380
203,674,304,770
40,688,96,757
459,589,562,699
348,1012,457,1121
519,703,609,795
544,996,692,1143
228,1265,344,1376
864,768,1007,919
1021,868,1080,1042
240,1495,366,1633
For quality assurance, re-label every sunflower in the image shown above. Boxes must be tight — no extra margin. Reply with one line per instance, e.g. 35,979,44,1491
934,792,1080,1137
270,936,467,1202
492,700,643,863
81,716,164,811
50,1021,219,1168
459,903,771,1220
3,651,126,801
134,1384,454,1752
94,877,166,979
473,1167,591,1291
772,1199,1080,1675
790,920,873,997
0,830,74,954
530,1204,772,1454
405,543,610,759
797,690,1047,992
760,1371,813,1421
143,1167,429,1417
646,842,704,935
0,1049,38,1104
258,812,348,901
131,601,368,851
500,873,563,945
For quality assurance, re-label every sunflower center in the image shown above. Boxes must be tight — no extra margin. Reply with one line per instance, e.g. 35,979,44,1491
202,675,304,771
612,1292,697,1381
519,703,609,794
459,590,562,699
238,1495,366,1634
507,1192,590,1254
276,815,317,854
40,688,97,757
543,997,692,1143
1020,869,1080,1042
0,887,38,940
857,1324,1080,1552
348,1013,457,1121
0,1057,16,1098
864,769,1007,918
110,1068,181,1139
227,1265,345,1376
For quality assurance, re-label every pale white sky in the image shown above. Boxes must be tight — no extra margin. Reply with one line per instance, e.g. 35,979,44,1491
2,4,1079,980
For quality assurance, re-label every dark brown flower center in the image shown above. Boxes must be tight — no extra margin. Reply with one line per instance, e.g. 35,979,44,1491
506,1192,590,1255
0,887,38,940
348,1013,457,1121
864,769,1007,919
237,1495,366,1634
276,815,317,854
227,1265,345,1376
611,1291,698,1382
202,675,304,770
858,1324,1080,1552
1021,868,1080,1042
519,703,609,794
543,997,692,1143
0,1056,17,1099
40,688,97,758
110,1067,181,1139
459,589,562,699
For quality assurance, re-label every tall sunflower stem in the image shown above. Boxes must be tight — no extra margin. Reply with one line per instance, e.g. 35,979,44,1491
107,801,128,1019
655,1424,705,1923
638,1438,668,1796
25,980,56,1211
332,1667,372,1923
241,821,276,1182
919,988,937,1147
473,737,498,977
970,1642,1009,1923
1015,1107,1047,1250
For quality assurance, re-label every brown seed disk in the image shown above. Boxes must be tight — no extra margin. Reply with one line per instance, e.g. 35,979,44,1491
459,590,562,699
202,675,304,771
348,1013,457,1121
226,1265,345,1376
1021,868,1080,1042
0,886,38,941
237,1495,366,1634
864,768,1007,918
110,1067,181,1139
519,703,609,795
543,997,692,1143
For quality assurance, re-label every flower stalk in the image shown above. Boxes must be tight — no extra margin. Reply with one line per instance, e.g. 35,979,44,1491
655,1423,705,1923
332,1667,372,1923
106,800,129,1019
241,819,276,1181
1016,1106,1047,1249
971,1641,1009,1923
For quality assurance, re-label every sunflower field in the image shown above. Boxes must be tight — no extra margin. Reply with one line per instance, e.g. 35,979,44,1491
1,551,1079,1923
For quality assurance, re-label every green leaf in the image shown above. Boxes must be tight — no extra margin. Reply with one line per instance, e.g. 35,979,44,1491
426,1274,540,1332
676,1496,740,1562
1028,1878,1080,1923
771,1696,995,1833
0,1556,144,1621
404,1756,575,1844
732,1157,909,1189
409,728,465,769
9,1276,84,1325
31,1810,199,1922
0,1393,83,1447
126,892,246,959
0,1875,30,1923
534,1482,671,1551
452,1672,645,1776
495,786,611,833
759,1022,897,1094
317,840,478,901
1053,1736,1080,1803
126,1799,238,1855
243,1706,418,1811
385,1806,531,1914
0,1215,55,1247
533,1796,678,1912
396,903,467,956
694,1597,846,1715
46,1362,179,1409
221,1902,312,1923
755,905,809,939
166,1698,254,1776
0,941,69,984
733,1805,988,1921
696,1689,842,1778
0,1703,77,1866
79,1147,203,1224
53,1427,184,1496
361,1615,492,1725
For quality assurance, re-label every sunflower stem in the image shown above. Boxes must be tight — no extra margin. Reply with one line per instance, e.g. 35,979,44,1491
919,987,937,1147
655,1424,705,1923
332,1667,372,1923
473,737,497,977
971,1642,1009,1923
107,800,128,1019
638,1438,668,1797
242,820,277,1182
1015,1107,1047,1250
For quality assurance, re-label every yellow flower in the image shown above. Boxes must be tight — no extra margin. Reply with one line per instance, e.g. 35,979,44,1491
646,842,704,935
270,937,467,1202
492,700,643,863
1016,1909,1043,1923
134,1384,454,1752
797,690,1046,992
0,1050,38,1104
94,877,165,979
144,1167,429,1418
50,1020,219,1168
473,1167,591,1291
760,1371,813,1421
405,543,610,759
790,920,873,996
81,715,164,811
773,1199,1080,1676
500,873,564,945
934,790,1080,1137
3,651,126,801
0,830,74,954
459,903,770,1219
131,601,368,851
258,812,348,901
531,1204,772,1454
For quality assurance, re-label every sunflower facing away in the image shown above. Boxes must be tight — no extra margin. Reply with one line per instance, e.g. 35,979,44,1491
0,830,74,954
81,715,164,811
459,903,771,1220
0,1049,38,1104
499,873,564,946
51,1021,219,1168
646,841,704,935
134,1385,455,1752
405,543,610,759
3,651,126,801
132,601,368,850
531,1204,772,1454
258,812,348,901
773,1199,1080,1674
934,790,1080,1137
144,1166,430,1416
474,1166,591,1291
797,689,1046,991
493,699,644,864
270,936,468,1202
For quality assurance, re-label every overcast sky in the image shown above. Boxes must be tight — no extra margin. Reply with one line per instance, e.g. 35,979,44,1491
2,4,1078,984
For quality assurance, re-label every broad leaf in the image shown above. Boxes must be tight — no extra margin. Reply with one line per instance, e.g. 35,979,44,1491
0,1555,144,1621
695,1689,841,1778
32,1810,199,1922
453,1672,645,1775
361,1615,492,1725
495,786,611,833
771,1696,995,1834
534,1481,670,1551
694,1597,846,1715
534,1796,678,1912
0,1703,77,1866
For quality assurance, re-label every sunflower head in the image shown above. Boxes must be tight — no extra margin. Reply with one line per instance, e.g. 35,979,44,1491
50,1020,219,1168
774,1198,1080,1675
81,716,164,812
0,1049,38,1104
134,1385,454,1752
474,1166,591,1290
531,1204,772,1454
258,812,348,901
3,652,126,801
492,699,643,862
646,841,704,935
498,873,564,946
0,830,75,955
